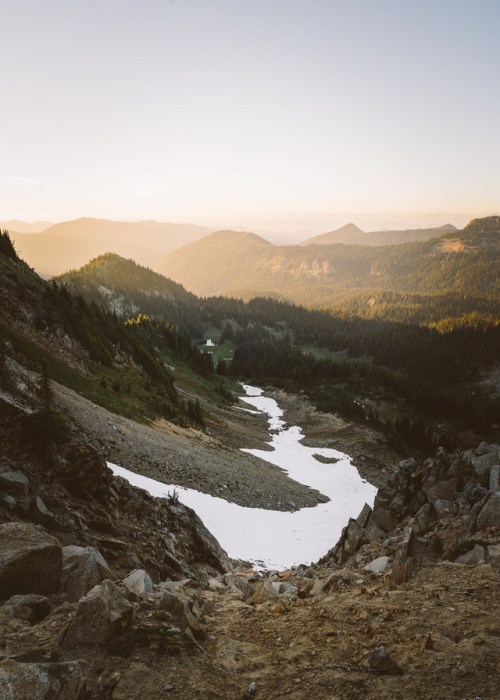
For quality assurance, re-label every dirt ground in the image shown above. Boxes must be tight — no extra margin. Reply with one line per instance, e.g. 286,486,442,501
4,559,498,699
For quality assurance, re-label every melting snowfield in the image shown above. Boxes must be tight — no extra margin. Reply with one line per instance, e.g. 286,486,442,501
109,384,377,570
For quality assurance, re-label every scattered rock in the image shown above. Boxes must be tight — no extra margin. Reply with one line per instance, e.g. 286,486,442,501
368,645,403,675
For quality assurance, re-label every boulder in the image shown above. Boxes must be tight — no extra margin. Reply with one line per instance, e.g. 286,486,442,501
248,580,279,605
489,465,500,493
0,658,89,699
455,544,486,566
424,478,457,504
0,468,29,493
477,493,500,530
433,498,457,519
61,546,111,602
368,645,403,676
371,503,397,533
158,589,202,637
343,519,364,554
364,556,390,574
413,503,434,532
0,523,62,598
5,594,51,623
471,453,498,477
62,580,133,647
122,569,154,597
355,503,372,528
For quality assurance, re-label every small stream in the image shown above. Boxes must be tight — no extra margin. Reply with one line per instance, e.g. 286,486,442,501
109,384,377,570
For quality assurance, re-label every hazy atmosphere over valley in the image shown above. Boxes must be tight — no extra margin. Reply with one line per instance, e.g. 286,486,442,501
1,2,499,699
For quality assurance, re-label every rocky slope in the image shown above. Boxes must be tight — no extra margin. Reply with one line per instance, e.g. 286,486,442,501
1,379,499,698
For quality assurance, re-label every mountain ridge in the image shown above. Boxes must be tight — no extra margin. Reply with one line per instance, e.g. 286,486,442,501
300,222,457,247
154,216,500,316
9,217,213,278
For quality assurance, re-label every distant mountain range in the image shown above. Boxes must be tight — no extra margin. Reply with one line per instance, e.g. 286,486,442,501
154,217,500,315
300,223,457,246
9,218,213,278
0,219,52,233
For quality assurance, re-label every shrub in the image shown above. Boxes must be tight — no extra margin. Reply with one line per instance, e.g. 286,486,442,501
23,409,70,447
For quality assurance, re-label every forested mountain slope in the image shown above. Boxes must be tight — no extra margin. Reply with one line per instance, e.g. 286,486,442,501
154,216,500,323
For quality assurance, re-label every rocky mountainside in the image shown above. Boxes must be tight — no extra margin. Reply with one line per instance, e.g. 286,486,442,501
10,218,213,278
1,384,499,698
300,223,456,247
154,217,500,318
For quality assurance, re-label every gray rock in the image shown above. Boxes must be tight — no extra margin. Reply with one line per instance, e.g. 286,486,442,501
5,594,51,622
363,516,387,544
489,465,500,492
0,658,89,699
433,498,458,519
343,520,364,554
396,458,418,474
413,503,433,532
122,569,153,597
30,496,57,527
467,492,491,534
0,523,62,598
455,544,486,565
368,645,403,675
372,503,397,533
487,544,500,558
472,453,498,477
62,580,133,647
158,589,202,637
61,546,111,602
0,469,29,492
364,556,390,574
424,478,457,504
355,503,372,528
477,493,500,530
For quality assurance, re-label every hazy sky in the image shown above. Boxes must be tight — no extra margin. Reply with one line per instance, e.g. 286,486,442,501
1,0,499,233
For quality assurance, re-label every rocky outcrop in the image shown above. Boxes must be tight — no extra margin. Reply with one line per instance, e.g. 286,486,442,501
0,523,62,598
322,443,500,578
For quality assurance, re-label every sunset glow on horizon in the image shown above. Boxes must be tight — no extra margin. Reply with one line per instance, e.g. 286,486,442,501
1,0,499,235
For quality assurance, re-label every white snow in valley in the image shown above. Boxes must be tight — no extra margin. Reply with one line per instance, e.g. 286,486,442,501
108,384,377,570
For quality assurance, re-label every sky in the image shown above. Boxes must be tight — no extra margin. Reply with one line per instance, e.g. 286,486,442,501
1,0,499,237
